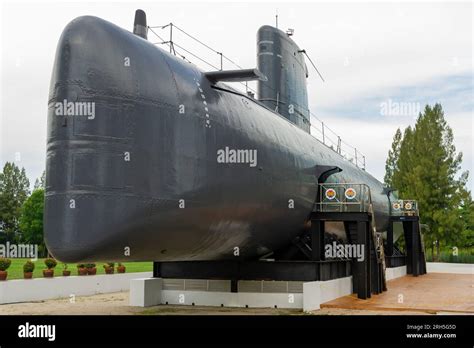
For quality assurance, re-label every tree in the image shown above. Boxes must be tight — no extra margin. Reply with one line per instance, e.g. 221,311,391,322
385,104,469,260
34,170,46,190
19,189,47,257
392,126,415,198
384,128,402,187
458,193,474,249
0,162,30,243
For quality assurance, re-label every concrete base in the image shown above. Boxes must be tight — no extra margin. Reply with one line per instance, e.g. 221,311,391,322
0,272,152,304
385,265,407,281
129,276,353,312
426,262,473,274
303,276,353,312
161,290,303,309
129,278,162,307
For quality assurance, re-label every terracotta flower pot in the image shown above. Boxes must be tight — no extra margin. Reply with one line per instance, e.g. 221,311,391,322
24,272,33,279
0,271,8,281
43,269,54,278
87,267,97,275
117,266,126,274
104,267,114,274
78,268,87,276
63,270,71,276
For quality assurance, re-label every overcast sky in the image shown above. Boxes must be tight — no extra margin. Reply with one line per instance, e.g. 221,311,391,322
1,1,472,190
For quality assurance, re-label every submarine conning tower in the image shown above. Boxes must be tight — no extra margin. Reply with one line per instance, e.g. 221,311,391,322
257,25,310,133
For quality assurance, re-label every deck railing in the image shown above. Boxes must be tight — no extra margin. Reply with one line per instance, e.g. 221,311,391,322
148,23,367,171
390,199,419,217
315,183,372,213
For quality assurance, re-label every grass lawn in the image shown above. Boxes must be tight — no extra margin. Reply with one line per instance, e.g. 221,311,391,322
426,248,474,264
3,258,153,280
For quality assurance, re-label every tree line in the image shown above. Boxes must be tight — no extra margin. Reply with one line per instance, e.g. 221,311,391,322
0,164,47,257
384,103,473,260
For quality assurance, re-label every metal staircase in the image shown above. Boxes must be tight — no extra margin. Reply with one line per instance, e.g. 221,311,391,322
368,202,387,292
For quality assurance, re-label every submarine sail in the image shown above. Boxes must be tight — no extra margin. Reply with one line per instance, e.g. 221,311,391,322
257,25,310,133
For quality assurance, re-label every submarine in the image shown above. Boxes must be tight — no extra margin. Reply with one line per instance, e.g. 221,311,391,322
45,10,399,263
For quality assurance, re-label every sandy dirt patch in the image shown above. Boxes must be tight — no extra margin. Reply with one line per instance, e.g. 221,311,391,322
0,291,436,315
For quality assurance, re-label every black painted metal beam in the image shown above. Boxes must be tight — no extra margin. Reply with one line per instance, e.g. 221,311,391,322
204,68,267,82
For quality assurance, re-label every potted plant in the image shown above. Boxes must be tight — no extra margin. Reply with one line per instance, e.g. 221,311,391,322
85,263,97,275
23,260,35,279
77,264,87,276
117,263,126,274
62,263,71,277
43,258,57,278
0,257,11,281
103,262,115,274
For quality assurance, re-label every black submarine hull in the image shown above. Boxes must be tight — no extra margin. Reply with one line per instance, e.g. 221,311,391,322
45,16,392,263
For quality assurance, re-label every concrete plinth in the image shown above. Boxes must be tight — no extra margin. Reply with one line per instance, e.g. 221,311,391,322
303,276,353,312
385,265,407,281
129,277,354,312
129,277,162,307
